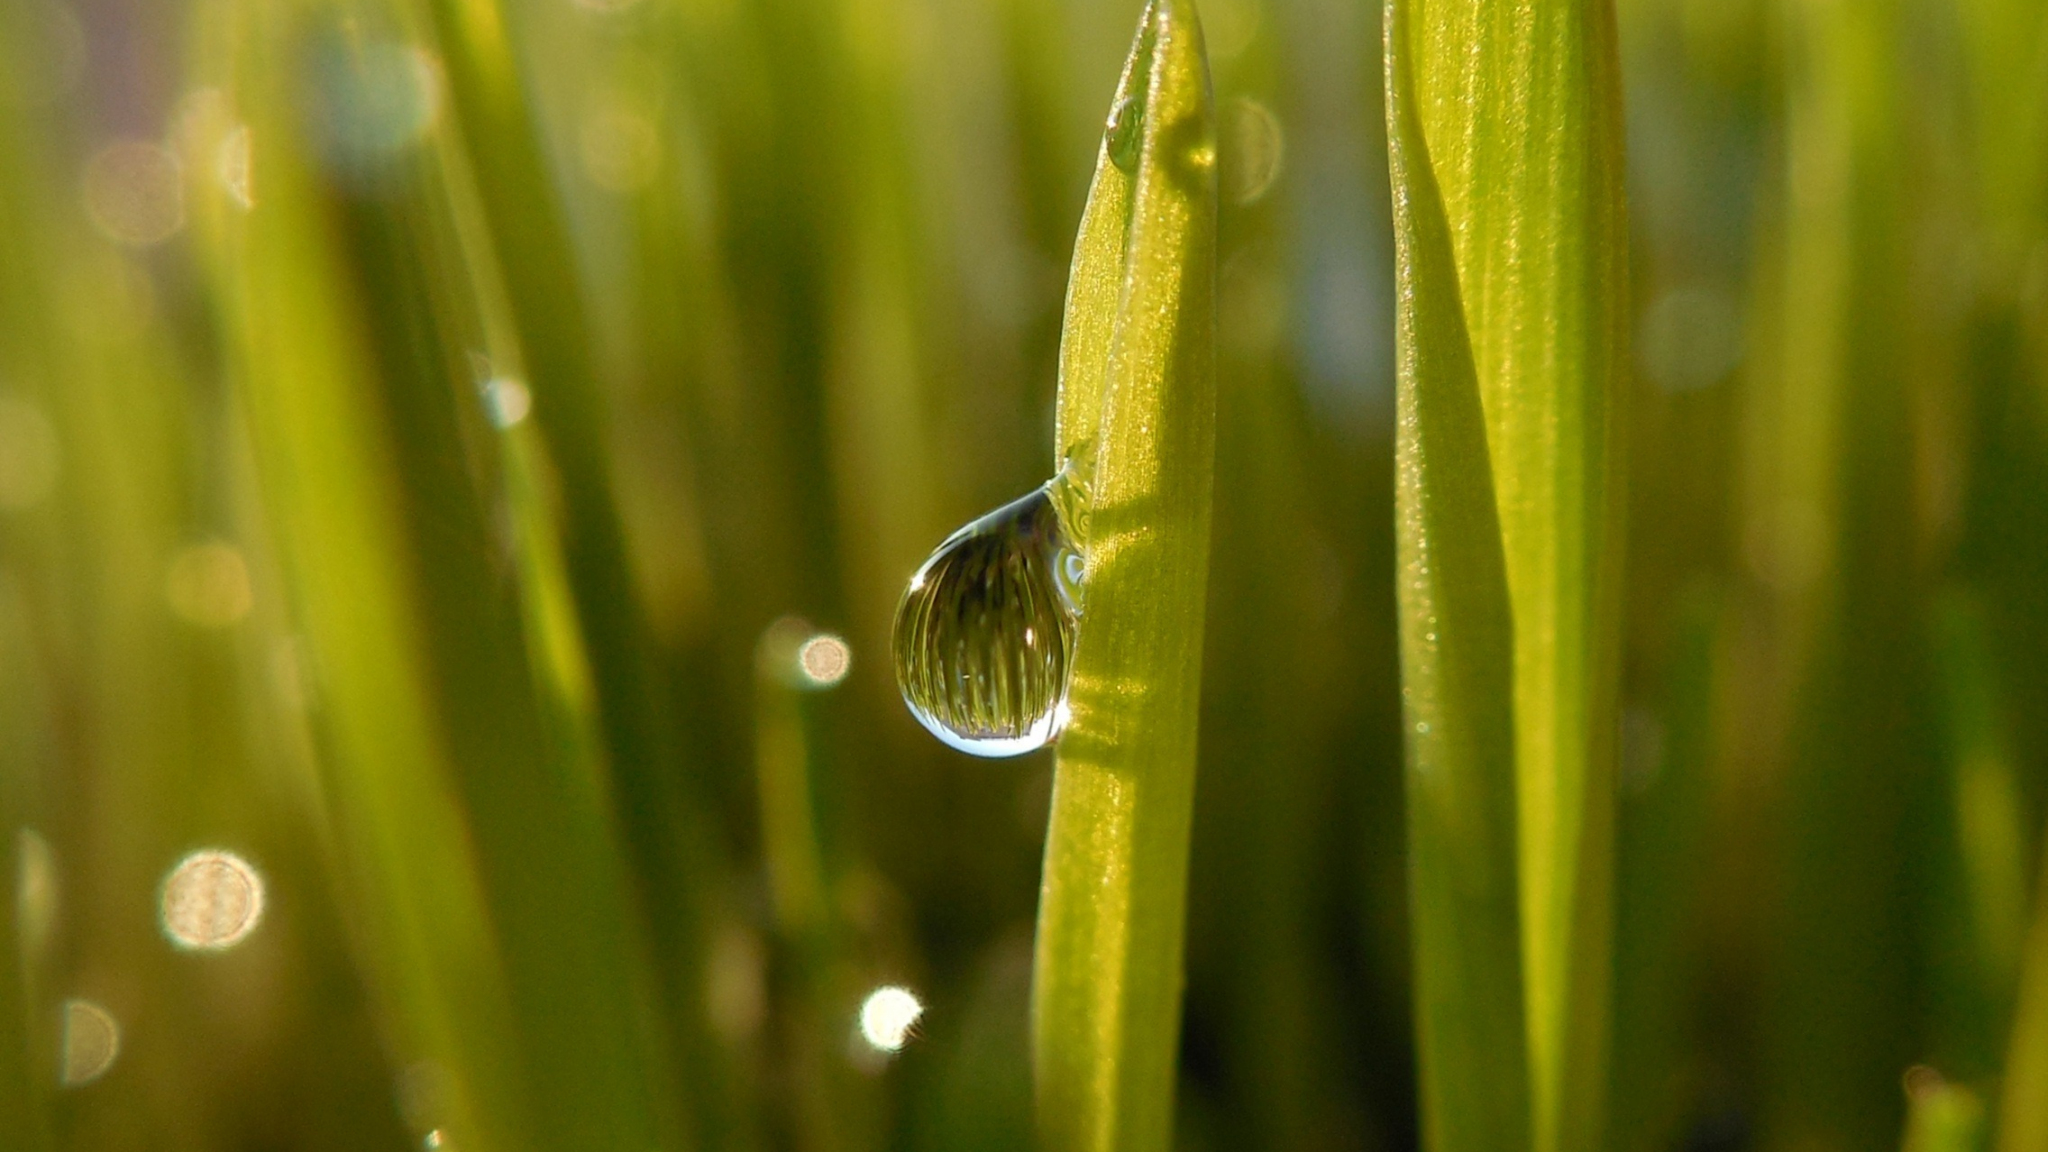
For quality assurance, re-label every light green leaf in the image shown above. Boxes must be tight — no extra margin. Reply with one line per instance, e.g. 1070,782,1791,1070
1387,0,1630,1149
194,4,687,1152
1384,2,1528,1148
1031,3,1216,1151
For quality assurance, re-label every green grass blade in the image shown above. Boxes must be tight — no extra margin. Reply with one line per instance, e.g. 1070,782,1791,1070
1608,582,1723,1152
1031,3,1215,1151
1927,592,2029,1080
410,12,723,1128
200,22,536,1146
1394,2,1630,1148
1746,0,1926,1143
194,6,686,1151
0,15,56,1144
1383,4,1529,1148
0,617,49,1151
753,623,884,1152
2001,837,2048,1152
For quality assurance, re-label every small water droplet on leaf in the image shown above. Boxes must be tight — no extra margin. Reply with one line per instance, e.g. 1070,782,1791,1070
1105,95,1143,173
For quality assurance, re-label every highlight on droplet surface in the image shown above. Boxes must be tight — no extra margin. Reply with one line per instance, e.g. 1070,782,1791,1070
165,541,253,627
892,476,1085,758
797,633,851,687
60,999,119,1086
159,848,265,951
857,985,923,1053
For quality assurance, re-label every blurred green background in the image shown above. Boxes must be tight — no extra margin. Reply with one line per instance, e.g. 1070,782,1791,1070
0,0,2044,1149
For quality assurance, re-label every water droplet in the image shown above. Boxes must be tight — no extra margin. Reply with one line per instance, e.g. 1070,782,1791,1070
893,475,1085,757
1105,95,1143,173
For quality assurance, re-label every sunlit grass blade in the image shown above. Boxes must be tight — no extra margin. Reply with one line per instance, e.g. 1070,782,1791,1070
1999,807,2048,1152
1031,3,1215,1151
1391,0,1630,1148
407,9,724,1133
1744,0,1926,1144
191,4,687,1151
197,24,534,1146
1926,592,2029,1080
0,622,50,1151
1383,3,1528,1148
0,13,58,1144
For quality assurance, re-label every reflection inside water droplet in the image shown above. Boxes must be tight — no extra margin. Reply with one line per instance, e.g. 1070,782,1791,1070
892,473,1085,758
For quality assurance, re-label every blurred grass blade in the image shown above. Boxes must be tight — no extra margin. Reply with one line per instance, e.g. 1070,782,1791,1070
754,622,881,1152
198,15,536,1145
0,12,54,1146
1392,1,1630,1148
1382,3,1528,1148
1928,591,2028,1078
1999,800,2048,1151
409,8,726,1136
1608,582,1723,1152
1750,0,1924,1142
0,634,49,1151
1031,3,1215,1151
194,4,686,1151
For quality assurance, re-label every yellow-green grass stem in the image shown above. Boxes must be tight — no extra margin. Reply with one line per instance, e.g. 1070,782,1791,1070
1389,0,1630,1147
1384,1,1529,1147
194,5,687,1151
1032,3,1216,1151
411,7,727,1122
